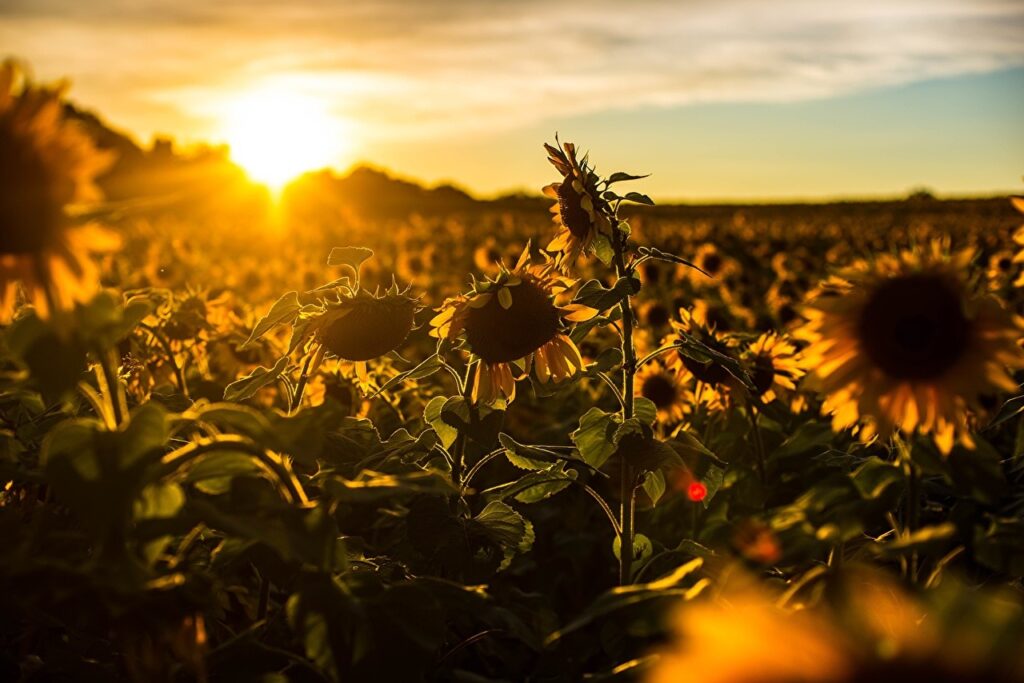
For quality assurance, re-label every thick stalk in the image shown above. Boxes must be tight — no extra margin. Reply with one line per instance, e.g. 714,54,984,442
612,225,637,585
451,361,477,492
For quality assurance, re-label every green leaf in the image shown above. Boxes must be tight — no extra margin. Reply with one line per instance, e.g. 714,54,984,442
572,408,620,469
623,191,655,206
499,433,559,470
223,355,290,401
606,171,650,185
472,500,534,570
327,246,374,271
242,291,301,349
633,397,657,426
640,469,666,506
572,278,640,314
613,532,653,566
184,450,265,495
637,246,708,276
321,469,457,503
485,463,576,504
593,234,614,265
424,396,458,450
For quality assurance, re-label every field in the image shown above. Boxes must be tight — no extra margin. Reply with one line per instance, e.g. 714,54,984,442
3,67,1024,683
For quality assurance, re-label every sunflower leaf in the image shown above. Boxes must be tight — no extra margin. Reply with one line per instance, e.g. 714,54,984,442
606,171,650,185
242,291,301,349
223,355,290,401
572,408,620,469
623,191,655,206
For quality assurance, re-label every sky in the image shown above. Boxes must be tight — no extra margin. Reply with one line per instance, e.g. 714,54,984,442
1,0,1023,200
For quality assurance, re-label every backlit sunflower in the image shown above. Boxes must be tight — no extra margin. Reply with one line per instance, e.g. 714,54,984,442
744,332,804,405
542,139,611,271
311,285,418,363
430,249,596,405
797,245,1024,454
0,60,116,321
635,361,688,424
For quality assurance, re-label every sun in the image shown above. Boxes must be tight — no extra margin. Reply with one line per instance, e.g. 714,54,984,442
219,85,350,190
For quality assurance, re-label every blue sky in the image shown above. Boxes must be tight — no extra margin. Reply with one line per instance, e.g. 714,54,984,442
1,0,1022,200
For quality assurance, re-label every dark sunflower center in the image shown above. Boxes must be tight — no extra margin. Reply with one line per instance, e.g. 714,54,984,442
464,280,560,363
702,253,722,275
319,297,416,361
557,180,593,239
998,257,1012,272
857,274,970,380
0,127,65,254
643,303,671,328
640,372,677,409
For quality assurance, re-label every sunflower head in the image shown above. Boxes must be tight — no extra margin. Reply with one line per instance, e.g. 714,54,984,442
797,245,1024,454
744,332,804,405
0,60,116,320
542,139,611,271
430,249,595,404
636,361,687,424
315,286,418,362
668,308,739,388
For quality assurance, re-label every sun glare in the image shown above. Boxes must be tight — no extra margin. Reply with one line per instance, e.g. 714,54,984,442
219,86,350,190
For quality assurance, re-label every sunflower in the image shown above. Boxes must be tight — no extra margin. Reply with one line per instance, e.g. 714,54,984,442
986,249,1016,291
312,286,418,362
430,249,596,405
682,243,738,286
635,361,688,424
650,568,1024,683
0,60,116,321
797,246,1024,454
542,139,611,271
744,332,804,405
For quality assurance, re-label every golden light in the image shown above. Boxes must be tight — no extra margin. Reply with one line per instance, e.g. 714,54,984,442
218,85,351,190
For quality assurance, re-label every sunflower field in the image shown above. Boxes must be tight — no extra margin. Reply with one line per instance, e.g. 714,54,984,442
4,61,1024,683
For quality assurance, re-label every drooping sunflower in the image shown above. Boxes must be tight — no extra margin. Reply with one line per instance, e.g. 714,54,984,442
311,285,418,363
430,249,596,405
744,332,804,406
0,60,116,321
797,245,1024,454
635,361,688,424
542,139,611,271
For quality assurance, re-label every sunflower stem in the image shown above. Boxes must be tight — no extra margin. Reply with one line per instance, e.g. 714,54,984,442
611,220,637,586
289,353,315,414
748,404,766,486
452,361,478,494
96,346,127,428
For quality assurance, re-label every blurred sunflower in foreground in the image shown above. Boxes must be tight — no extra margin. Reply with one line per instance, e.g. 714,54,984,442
797,246,1024,454
648,567,1024,683
543,139,610,271
0,60,116,321
430,249,596,404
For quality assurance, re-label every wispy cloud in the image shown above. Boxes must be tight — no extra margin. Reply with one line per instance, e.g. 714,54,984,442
1,0,1022,145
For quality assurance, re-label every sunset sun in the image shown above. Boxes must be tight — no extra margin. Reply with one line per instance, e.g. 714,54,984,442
219,86,350,190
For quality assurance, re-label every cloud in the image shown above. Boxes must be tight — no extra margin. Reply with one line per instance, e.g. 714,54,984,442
1,0,1022,144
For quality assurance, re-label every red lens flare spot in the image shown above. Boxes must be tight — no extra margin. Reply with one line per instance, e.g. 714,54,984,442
687,482,707,502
